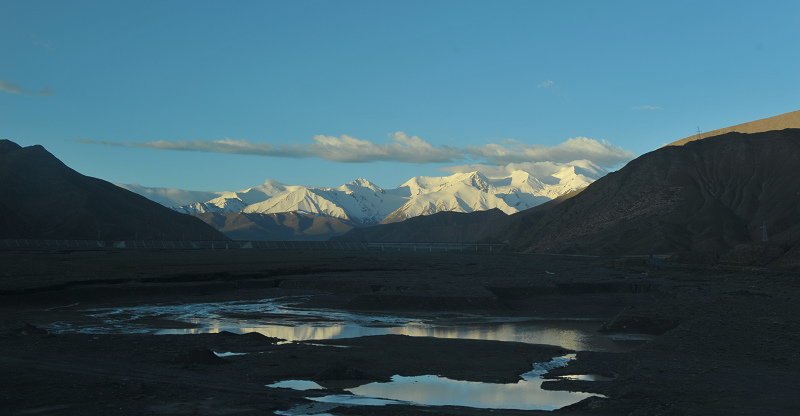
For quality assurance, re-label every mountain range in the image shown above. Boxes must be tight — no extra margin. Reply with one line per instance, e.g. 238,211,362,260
4,109,800,259
120,161,604,240
339,110,800,258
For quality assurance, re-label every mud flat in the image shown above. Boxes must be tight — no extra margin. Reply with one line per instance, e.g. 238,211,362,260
2,248,800,415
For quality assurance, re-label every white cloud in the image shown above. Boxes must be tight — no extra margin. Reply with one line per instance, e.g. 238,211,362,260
632,105,663,110
537,80,554,89
466,137,635,166
79,134,635,169
302,132,462,163
0,79,53,97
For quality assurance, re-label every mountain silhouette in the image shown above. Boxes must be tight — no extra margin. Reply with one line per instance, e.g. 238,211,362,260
0,140,227,241
504,129,800,254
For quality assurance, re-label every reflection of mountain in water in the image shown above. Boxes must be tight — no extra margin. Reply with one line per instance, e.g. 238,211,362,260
63,299,650,352
159,320,645,352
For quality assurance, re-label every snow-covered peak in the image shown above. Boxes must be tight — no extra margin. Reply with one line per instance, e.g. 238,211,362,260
173,193,247,214
335,178,385,195
247,179,287,193
235,179,291,205
347,178,381,189
506,170,546,193
564,160,607,179
397,175,447,196
552,165,579,179
243,188,349,220
443,171,491,192
382,167,600,223
127,161,603,226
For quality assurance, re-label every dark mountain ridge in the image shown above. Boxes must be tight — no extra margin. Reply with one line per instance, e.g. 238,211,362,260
333,208,512,243
193,211,355,241
505,129,800,254
0,140,227,241
333,187,583,244
344,126,800,257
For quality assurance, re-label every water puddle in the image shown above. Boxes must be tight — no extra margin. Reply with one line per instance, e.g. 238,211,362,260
267,380,325,391
44,297,652,353
558,374,615,381
213,351,248,357
274,355,604,413
37,298,634,414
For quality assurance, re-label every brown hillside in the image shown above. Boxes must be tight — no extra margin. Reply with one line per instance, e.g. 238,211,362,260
667,109,800,147
508,129,800,255
0,140,227,241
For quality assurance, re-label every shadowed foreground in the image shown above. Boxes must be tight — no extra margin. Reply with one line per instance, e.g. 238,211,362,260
2,249,799,415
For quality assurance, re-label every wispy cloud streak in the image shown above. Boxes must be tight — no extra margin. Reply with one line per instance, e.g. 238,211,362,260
632,105,663,110
77,133,636,168
79,133,462,164
0,79,53,97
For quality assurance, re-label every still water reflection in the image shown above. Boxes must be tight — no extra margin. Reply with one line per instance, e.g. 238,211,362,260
163,321,645,352
278,355,602,412
48,297,651,352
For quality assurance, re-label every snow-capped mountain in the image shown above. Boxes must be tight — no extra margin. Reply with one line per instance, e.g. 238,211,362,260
143,161,603,226
380,166,598,223
383,172,514,224
172,179,299,215
242,179,406,225
173,192,248,214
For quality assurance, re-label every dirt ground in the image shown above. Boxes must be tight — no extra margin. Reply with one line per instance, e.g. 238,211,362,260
1,248,799,415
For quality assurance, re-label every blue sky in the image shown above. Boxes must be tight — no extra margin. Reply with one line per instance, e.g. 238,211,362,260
2,0,798,192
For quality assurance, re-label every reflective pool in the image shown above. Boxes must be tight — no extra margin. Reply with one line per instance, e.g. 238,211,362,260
274,355,604,413
45,296,652,352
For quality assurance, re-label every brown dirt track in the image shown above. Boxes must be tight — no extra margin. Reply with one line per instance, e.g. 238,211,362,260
2,248,799,415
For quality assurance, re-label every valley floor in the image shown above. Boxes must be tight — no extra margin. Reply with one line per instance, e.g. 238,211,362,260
1,248,799,415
